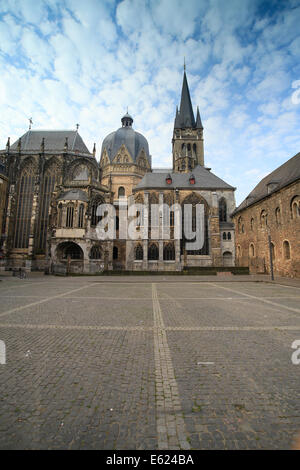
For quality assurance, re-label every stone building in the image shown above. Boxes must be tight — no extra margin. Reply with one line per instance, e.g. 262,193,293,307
232,152,300,278
0,71,236,273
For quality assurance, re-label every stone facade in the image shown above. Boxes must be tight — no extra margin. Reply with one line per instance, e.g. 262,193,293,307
233,153,300,278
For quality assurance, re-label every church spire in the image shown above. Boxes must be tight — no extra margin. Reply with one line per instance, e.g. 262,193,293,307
195,106,203,129
175,70,195,128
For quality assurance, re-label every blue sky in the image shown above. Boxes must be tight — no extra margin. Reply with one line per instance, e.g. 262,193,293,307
0,0,299,205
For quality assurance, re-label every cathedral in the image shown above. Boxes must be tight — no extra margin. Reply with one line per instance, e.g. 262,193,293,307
0,71,236,273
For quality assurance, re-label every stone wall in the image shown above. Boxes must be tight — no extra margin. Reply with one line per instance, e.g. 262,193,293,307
233,180,300,278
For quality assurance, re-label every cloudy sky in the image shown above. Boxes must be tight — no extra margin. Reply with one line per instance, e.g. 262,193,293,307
0,0,299,205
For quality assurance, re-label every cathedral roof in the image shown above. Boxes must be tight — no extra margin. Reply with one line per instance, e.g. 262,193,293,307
9,130,91,154
233,152,300,215
134,165,234,191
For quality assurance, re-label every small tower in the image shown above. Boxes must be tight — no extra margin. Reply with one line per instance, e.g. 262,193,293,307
172,70,204,172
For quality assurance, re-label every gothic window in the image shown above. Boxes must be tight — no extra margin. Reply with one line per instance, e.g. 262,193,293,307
91,198,103,227
181,193,209,255
223,232,227,240
283,240,291,260
35,160,60,252
227,232,231,240
66,204,74,228
219,198,227,222
148,243,159,260
135,244,143,260
113,246,118,260
193,144,197,157
249,243,255,257
58,204,63,227
170,209,175,226
163,243,175,261
78,204,84,228
90,245,102,259
13,160,36,249
118,186,125,197
250,217,254,231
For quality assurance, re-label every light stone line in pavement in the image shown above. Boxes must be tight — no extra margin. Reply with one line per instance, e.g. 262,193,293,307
0,282,99,319
1,323,300,331
209,283,300,314
152,283,191,451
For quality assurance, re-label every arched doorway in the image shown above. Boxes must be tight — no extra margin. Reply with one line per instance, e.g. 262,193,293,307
223,251,233,267
56,242,84,273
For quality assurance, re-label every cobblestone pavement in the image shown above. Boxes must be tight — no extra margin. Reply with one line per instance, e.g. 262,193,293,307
0,276,299,449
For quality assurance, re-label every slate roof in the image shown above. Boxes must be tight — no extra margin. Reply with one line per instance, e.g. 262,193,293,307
101,126,150,163
8,130,91,154
233,152,300,215
134,165,234,191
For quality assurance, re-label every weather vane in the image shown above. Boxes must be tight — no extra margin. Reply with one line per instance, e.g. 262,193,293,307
184,57,186,72
76,123,80,131
28,117,33,130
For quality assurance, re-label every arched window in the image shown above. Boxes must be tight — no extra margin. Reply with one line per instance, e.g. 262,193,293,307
223,232,227,240
260,210,267,228
90,245,102,259
13,160,36,249
58,203,63,228
249,243,255,257
113,246,118,260
250,218,254,231
36,161,61,251
238,217,242,234
135,244,143,260
78,204,84,228
66,204,74,228
148,243,159,260
163,243,175,261
219,198,227,222
237,245,241,257
290,196,300,219
283,240,291,260
275,207,281,226
228,232,231,240
118,186,125,198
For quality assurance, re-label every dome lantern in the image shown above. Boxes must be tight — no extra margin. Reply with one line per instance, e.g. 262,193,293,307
121,112,133,128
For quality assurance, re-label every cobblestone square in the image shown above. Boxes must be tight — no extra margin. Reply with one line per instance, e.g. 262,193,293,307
0,275,299,449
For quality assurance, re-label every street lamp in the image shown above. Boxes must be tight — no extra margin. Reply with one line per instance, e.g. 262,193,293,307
267,225,274,281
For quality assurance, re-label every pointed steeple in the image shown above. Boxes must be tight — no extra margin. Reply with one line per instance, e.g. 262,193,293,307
195,106,203,129
175,71,195,128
